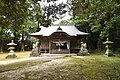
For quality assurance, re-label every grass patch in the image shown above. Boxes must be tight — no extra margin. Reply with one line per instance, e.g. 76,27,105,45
0,54,120,80
19,55,120,80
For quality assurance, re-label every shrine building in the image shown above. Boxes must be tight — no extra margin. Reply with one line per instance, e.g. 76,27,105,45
30,25,89,54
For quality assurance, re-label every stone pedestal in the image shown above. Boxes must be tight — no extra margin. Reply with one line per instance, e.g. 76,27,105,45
105,47,113,57
6,50,17,58
30,47,40,57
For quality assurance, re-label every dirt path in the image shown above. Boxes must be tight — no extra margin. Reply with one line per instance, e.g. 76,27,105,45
0,56,64,65
0,54,76,65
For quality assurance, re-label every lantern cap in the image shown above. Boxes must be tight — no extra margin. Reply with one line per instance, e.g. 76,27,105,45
103,38,113,44
7,40,17,46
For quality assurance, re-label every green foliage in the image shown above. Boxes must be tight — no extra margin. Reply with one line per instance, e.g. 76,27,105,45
41,0,68,24
73,0,117,37
59,20,73,25
0,28,11,42
38,15,52,27
72,0,120,49
0,0,39,51
0,0,69,51
91,25,100,32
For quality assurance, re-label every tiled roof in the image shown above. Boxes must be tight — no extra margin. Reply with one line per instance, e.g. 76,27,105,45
30,25,89,36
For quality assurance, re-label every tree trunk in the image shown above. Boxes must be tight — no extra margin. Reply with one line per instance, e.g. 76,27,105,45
0,40,3,54
36,22,40,32
21,32,25,51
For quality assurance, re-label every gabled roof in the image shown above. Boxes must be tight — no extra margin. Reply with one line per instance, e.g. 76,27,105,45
30,25,89,36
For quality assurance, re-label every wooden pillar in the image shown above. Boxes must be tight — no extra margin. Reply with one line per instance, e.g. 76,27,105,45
49,40,51,54
38,39,41,54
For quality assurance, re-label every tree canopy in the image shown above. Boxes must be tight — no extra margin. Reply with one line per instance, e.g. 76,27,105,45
0,0,69,52
72,0,120,50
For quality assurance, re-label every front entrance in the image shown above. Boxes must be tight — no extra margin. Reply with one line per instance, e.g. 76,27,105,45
50,39,70,54
49,28,70,54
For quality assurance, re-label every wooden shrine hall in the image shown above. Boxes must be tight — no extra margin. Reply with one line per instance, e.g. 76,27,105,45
30,25,89,54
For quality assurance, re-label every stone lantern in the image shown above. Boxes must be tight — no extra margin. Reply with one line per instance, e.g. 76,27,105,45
6,40,17,58
103,38,113,57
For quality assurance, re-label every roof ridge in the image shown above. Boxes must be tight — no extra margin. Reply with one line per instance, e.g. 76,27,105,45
51,24,74,26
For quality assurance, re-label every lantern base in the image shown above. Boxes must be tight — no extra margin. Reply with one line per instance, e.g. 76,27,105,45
6,54,17,59
104,48,114,57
